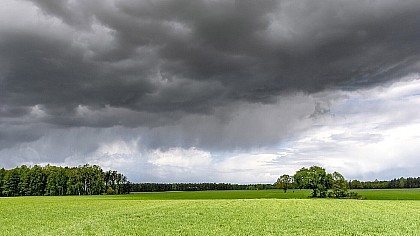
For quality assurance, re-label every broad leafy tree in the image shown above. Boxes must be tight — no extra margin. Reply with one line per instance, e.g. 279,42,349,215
275,174,293,192
293,166,333,198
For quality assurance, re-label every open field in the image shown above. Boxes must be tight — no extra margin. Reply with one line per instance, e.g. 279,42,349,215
129,189,312,200
352,188,420,200
127,188,420,200
0,190,419,235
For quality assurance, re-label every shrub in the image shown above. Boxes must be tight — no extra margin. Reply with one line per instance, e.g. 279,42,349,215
106,187,115,195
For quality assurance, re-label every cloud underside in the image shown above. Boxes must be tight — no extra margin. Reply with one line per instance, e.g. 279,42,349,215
1,0,419,121
1,0,420,182
2,78,420,182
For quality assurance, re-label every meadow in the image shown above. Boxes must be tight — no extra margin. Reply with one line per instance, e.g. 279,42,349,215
0,189,419,235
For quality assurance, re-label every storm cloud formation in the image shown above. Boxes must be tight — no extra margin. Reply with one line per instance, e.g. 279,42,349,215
1,0,420,182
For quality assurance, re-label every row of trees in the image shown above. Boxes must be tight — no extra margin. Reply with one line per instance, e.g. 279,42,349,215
130,183,276,192
348,177,420,189
133,169,419,194
0,164,130,197
275,166,350,198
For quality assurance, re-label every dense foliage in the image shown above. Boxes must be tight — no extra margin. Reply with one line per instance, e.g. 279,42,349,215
275,174,293,193
0,164,129,197
276,166,351,198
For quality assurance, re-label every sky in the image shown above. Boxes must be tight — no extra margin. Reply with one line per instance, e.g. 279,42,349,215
1,0,419,183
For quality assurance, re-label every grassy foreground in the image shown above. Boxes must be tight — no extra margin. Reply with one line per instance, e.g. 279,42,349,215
0,190,419,235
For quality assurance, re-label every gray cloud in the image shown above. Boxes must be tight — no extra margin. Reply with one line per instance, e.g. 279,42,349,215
1,78,420,182
2,0,419,120
1,0,420,180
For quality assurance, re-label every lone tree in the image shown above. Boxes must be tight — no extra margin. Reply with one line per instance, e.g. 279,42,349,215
275,174,293,192
278,166,365,199
293,166,333,198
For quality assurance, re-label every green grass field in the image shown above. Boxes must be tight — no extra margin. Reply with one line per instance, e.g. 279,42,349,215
352,188,420,200
0,190,419,235
126,188,420,200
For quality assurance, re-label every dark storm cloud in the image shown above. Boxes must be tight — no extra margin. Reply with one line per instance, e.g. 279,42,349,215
1,0,420,129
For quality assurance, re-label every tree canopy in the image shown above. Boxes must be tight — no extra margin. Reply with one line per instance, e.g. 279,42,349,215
0,164,129,197
275,174,293,193
276,166,354,198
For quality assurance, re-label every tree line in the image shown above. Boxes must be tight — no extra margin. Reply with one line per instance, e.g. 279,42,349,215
2,164,418,197
348,177,420,189
130,183,276,192
131,171,420,194
0,164,130,197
